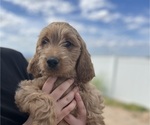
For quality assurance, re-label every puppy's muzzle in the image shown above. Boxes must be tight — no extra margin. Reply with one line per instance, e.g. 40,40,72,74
47,57,59,68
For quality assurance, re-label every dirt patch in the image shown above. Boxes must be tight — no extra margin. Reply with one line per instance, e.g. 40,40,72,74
103,105,150,125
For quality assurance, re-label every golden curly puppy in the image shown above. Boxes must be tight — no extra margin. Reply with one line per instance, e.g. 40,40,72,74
15,22,105,125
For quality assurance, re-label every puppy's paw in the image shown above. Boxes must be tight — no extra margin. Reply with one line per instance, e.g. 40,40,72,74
29,93,56,124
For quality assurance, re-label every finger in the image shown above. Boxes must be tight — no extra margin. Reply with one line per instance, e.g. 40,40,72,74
64,114,76,124
75,92,86,118
58,87,78,109
51,79,74,101
57,100,76,123
42,77,57,94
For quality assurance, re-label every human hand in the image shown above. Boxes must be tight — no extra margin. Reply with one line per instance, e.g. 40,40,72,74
23,77,78,125
64,92,86,125
42,77,78,123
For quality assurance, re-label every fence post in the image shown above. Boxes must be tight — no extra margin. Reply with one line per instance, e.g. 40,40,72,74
110,55,119,97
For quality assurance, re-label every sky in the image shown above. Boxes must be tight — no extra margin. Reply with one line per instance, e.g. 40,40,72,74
0,0,149,57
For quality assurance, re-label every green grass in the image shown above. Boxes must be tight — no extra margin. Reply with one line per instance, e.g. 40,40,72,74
104,97,149,112
92,76,107,93
92,77,149,112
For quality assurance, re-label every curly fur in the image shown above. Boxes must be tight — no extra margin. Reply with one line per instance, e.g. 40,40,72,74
15,22,105,125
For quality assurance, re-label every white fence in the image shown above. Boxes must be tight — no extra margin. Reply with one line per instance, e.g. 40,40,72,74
92,56,150,109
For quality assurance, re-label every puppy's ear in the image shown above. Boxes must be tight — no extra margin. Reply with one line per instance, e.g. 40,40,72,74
76,37,95,83
27,54,40,78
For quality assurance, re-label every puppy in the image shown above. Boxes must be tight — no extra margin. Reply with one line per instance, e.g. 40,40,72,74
15,22,105,125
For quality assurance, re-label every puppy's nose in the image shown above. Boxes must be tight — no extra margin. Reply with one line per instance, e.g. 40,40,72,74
47,57,59,68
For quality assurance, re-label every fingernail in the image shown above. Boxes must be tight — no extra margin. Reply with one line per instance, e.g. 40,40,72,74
76,92,80,97
76,87,79,91
47,77,57,82
68,79,74,83
46,77,51,82
73,87,78,91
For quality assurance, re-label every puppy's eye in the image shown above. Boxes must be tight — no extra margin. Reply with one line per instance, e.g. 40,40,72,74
64,41,73,48
42,38,49,45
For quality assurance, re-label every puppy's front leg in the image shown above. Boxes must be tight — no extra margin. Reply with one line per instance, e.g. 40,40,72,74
15,77,56,125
